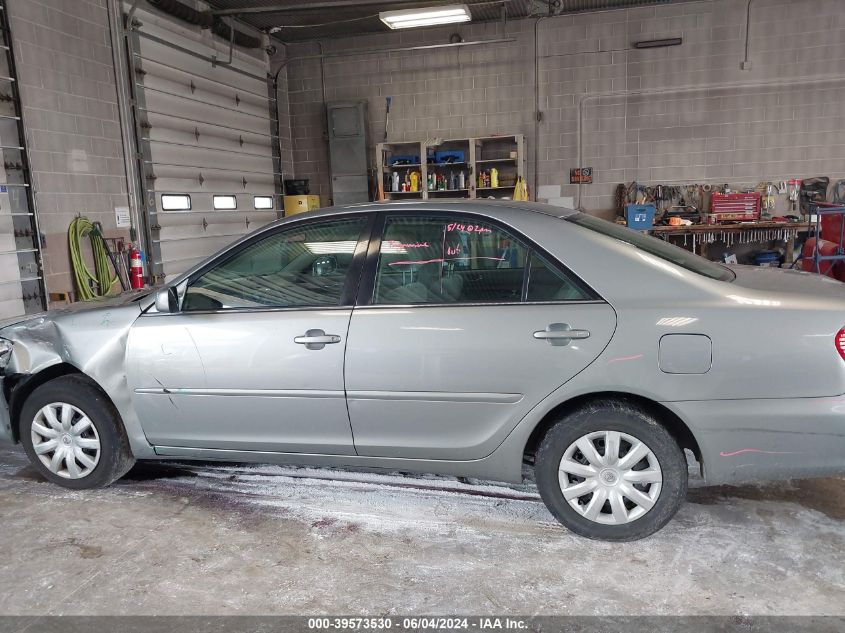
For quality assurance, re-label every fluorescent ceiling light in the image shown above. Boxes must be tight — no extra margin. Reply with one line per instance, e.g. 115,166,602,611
380,240,408,254
380,5,471,29
304,241,357,254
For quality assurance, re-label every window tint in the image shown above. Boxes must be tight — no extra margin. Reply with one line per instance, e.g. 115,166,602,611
183,218,366,311
526,252,590,301
374,216,526,305
567,212,735,282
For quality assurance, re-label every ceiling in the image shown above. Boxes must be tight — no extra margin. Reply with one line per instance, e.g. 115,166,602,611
205,0,695,43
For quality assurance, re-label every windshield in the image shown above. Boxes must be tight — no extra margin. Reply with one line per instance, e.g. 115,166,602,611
566,213,735,282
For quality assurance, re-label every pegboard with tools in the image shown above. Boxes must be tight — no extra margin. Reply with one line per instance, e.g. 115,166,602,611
615,178,829,266
618,180,813,226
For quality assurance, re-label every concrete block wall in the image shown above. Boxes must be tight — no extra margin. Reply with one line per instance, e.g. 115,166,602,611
567,0,845,214
284,20,534,205
7,0,130,299
283,0,845,218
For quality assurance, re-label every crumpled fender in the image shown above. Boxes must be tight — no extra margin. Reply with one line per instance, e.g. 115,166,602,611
0,294,157,458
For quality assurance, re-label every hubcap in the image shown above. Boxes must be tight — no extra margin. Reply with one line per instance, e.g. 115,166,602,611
30,402,100,479
558,430,662,525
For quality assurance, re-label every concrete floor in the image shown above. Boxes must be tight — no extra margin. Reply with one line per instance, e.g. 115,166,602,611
0,444,844,616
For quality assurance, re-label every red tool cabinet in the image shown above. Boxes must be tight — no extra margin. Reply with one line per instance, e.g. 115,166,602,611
704,192,762,224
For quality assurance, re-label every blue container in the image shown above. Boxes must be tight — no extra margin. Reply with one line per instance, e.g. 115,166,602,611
434,150,465,164
625,204,656,230
753,250,781,267
390,155,419,166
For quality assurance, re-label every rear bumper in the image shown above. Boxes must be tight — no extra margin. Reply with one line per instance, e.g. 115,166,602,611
668,396,845,485
0,376,14,445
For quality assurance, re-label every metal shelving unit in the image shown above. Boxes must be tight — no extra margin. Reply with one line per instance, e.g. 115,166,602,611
377,134,525,201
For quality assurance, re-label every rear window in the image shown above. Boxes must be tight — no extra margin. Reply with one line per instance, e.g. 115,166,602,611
566,213,735,282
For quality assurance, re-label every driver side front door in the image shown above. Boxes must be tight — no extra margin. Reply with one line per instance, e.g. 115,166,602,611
126,214,371,455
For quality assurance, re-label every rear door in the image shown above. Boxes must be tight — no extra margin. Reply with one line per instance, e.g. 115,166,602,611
344,212,617,460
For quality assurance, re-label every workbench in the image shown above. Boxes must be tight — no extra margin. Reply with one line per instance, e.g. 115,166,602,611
648,221,806,262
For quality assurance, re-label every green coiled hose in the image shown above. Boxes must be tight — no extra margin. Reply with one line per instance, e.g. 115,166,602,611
68,217,118,301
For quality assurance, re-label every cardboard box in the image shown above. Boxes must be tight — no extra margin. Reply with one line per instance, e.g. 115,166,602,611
284,195,321,216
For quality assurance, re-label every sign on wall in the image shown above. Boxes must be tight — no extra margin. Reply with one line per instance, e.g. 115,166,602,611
570,167,593,184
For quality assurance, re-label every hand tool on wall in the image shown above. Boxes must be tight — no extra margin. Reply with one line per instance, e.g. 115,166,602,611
833,180,845,205
383,96,392,142
788,179,801,214
92,223,128,291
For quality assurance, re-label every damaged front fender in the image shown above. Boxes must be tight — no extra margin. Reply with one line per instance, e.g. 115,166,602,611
0,292,157,457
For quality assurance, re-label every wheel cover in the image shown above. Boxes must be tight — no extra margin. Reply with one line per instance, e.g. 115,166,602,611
558,430,662,525
30,402,100,479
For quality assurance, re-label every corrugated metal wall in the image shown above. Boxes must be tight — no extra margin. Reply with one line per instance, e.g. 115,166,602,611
126,2,279,281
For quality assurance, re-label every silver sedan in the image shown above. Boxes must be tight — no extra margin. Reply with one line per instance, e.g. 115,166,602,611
2,201,844,540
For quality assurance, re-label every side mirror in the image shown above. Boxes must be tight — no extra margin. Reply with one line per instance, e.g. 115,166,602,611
154,287,178,313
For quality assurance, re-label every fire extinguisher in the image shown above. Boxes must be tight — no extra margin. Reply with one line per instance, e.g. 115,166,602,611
129,245,144,289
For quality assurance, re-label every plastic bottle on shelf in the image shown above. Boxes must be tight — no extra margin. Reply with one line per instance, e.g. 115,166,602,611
391,171,400,192
410,171,419,192
491,168,499,188
459,171,465,190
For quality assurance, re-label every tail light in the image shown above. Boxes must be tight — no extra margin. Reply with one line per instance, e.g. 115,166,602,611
836,328,845,361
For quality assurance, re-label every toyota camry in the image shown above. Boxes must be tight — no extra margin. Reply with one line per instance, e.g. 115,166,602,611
1,201,844,541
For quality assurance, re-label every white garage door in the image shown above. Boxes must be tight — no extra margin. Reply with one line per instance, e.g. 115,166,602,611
125,2,280,281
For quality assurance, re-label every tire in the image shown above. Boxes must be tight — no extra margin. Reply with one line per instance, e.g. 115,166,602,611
535,400,687,541
20,374,135,489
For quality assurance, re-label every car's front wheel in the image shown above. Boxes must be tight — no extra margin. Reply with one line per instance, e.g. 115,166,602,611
535,400,687,541
20,375,135,489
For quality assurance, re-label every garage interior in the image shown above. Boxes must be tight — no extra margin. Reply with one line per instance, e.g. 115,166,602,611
1,0,845,620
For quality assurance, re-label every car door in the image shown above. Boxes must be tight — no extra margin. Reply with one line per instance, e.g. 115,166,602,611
344,211,617,460
125,214,372,454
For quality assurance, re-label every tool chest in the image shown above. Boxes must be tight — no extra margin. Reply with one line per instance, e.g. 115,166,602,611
704,192,762,224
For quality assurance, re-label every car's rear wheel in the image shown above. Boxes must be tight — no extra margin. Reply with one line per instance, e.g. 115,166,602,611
535,400,687,541
20,375,135,489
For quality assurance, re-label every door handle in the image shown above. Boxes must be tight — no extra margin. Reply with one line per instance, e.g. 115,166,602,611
294,329,342,350
533,323,590,346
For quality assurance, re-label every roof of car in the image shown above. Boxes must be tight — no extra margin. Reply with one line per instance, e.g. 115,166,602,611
291,200,578,221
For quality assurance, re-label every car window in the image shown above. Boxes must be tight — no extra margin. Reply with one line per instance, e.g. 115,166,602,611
374,216,527,305
526,252,590,301
373,216,593,305
183,218,367,311
567,212,735,282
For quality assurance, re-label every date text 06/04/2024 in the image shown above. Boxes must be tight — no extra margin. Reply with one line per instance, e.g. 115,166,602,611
306,617,529,630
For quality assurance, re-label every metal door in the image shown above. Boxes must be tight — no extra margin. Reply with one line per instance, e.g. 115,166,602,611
122,2,280,282
327,101,370,205
125,214,371,454
344,212,617,460
0,1,46,319
346,304,616,460
127,309,357,454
